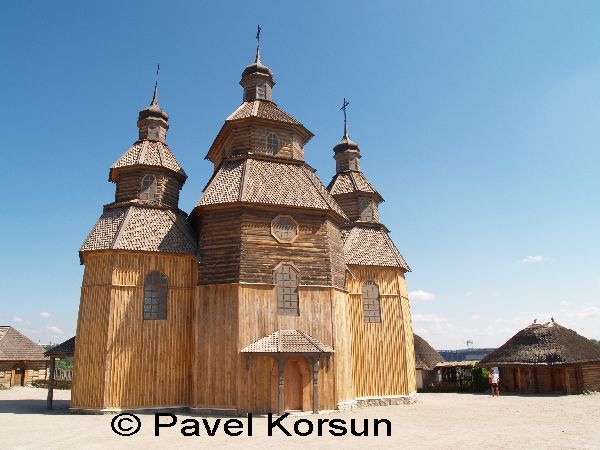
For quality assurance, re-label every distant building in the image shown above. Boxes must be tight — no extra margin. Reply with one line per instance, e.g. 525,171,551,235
0,326,48,387
480,320,600,394
414,334,444,390
438,348,495,362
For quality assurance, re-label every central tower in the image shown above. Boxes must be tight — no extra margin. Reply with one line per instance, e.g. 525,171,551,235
189,46,351,414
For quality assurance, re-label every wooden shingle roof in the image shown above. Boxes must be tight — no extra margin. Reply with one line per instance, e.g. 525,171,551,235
0,327,47,361
110,140,186,181
227,101,302,125
80,206,196,257
242,330,334,354
198,158,348,220
328,171,383,202
342,225,410,270
480,320,600,366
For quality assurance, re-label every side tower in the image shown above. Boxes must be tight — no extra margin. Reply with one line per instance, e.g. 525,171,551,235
190,47,350,414
327,108,417,403
72,85,197,410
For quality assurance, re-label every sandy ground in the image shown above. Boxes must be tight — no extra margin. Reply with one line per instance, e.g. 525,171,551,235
1,387,599,449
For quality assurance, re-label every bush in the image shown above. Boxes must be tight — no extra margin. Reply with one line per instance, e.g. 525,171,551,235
32,380,72,390
472,367,490,392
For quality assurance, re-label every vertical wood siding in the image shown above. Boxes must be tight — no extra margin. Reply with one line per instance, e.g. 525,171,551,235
73,252,195,409
346,265,416,397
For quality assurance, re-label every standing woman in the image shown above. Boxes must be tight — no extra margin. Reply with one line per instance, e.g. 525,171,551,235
491,369,500,397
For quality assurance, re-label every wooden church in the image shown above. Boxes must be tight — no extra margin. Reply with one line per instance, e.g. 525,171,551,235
72,42,416,413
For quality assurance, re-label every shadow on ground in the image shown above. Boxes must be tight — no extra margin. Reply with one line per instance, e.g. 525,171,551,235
0,398,70,414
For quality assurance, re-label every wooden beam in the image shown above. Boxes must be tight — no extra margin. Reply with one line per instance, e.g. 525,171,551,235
46,357,56,410
312,357,319,414
277,357,285,415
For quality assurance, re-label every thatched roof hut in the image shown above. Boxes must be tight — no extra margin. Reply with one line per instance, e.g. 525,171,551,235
413,334,445,390
480,320,600,394
414,334,445,370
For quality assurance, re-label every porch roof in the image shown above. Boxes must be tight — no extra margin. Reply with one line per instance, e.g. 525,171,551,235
241,330,334,354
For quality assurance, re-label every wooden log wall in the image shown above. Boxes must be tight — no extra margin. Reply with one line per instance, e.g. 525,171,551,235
73,251,196,409
196,206,345,289
345,265,416,397
114,167,182,209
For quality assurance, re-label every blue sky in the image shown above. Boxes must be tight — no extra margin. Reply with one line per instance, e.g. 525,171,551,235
1,1,598,348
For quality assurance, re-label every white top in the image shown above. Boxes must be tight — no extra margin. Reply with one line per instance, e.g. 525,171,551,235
491,372,499,383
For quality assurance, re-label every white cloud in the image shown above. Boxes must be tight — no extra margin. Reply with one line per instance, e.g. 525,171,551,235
521,255,548,263
46,325,63,335
39,312,50,318
409,290,435,301
13,316,24,323
470,314,480,320
412,313,448,323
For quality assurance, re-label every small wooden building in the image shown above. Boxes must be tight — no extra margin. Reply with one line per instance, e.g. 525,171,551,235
414,334,444,390
480,320,600,394
0,326,48,387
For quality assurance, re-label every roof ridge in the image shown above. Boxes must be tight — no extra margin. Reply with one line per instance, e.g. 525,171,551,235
300,165,345,218
297,329,324,353
239,159,250,202
165,210,197,248
138,140,149,165
111,206,134,248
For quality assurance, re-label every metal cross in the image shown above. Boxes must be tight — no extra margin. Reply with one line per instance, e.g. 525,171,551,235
155,63,160,89
340,98,350,135
256,25,261,48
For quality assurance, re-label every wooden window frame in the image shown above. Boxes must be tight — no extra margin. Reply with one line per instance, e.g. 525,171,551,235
256,84,266,99
271,215,299,243
274,262,300,316
358,197,374,222
143,271,168,320
362,281,381,323
266,132,279,154
140,174,158,201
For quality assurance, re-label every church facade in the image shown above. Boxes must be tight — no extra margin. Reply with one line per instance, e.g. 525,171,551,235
72,47,416,413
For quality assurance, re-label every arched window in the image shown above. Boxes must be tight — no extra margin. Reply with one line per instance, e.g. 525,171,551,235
140,174,157,201
266,132,279,154
275,264,299,315
362,281,381,323
143,271,168,320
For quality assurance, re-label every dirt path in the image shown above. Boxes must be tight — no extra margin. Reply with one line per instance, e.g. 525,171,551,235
1,387,599,449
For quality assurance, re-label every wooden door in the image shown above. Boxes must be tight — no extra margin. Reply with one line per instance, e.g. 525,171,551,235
284,360,303,411
12,367,24,386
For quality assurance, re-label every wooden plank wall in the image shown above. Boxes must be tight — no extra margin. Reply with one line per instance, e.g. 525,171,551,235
192,284,239,410
73,252,195,409
236,284,336,413
331,288,354,404
582,363,600,391
346,265,416,397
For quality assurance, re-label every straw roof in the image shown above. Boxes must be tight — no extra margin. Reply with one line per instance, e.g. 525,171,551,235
480,320,600,366
44,336,75,357
0,326,47,361
414,334,445,370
